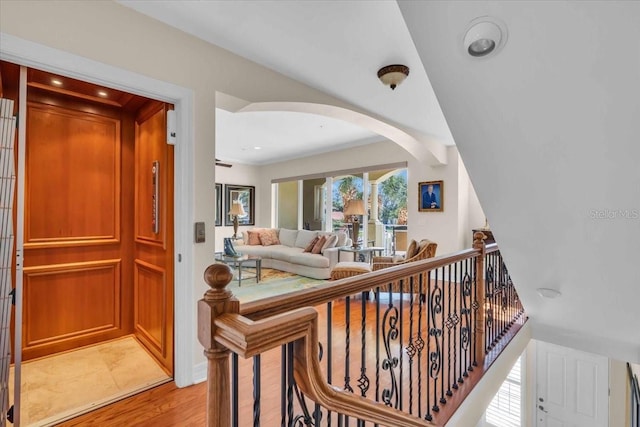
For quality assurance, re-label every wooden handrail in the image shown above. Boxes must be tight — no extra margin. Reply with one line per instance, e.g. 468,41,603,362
241,247,481,319
214,307,433,427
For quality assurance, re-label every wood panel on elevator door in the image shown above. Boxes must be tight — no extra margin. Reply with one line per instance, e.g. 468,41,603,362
134,101,174,374
21,101,133,360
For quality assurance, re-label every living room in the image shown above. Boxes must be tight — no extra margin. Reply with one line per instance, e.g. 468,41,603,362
214,105,488,263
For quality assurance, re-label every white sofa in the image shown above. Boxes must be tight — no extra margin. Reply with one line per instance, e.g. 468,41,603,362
232,228,352,279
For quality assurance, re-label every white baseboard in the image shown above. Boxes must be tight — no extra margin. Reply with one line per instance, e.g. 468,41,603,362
192,362,207,384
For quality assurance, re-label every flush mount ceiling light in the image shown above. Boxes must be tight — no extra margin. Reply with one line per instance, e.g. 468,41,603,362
377,64,410,90
536,288,562,299
463,17,508,58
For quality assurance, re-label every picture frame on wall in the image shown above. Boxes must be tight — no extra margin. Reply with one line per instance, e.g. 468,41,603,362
224,184,255,226
418,180,443,212
215,183,222,226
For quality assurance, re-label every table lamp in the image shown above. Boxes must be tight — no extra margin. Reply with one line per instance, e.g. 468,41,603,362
228,200,246,239
343,199,365,249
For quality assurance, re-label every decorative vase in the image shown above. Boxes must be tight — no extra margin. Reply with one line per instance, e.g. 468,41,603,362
223,237,238,257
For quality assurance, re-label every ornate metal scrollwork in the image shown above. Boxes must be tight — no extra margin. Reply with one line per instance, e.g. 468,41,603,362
429,282,443,411
381,304,399,408
460,272,472,379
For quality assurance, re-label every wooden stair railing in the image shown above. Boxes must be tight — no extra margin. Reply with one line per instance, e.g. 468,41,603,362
200,263,431,427
198,232,525,427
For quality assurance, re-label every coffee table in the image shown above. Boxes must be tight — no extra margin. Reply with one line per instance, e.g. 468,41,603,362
214,253,262,286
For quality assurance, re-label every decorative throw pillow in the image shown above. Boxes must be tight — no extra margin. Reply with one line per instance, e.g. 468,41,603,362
246,229,263,246
321,234,338,252
405,239,418,259
304,236,319,253
259,229,280,246
311,236,327,254
335,231,348,247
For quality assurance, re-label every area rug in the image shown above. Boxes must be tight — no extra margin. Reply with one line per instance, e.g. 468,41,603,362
227,268,327,303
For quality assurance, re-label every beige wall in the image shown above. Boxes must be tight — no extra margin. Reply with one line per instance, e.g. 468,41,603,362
259,141,485,256
277,181,298,230
214,163,262,251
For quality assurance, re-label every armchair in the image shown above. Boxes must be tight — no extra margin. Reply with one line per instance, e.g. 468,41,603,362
372,238,437,271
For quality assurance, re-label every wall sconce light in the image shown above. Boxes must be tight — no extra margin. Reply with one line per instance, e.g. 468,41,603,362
228,200,246,239
377,64,410,90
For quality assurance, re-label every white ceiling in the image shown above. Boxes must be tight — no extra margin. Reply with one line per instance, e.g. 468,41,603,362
118,0,454,165
215,108,379,165
400,1,640,361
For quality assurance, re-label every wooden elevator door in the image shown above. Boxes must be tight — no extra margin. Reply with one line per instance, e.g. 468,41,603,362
133,102,174,374
22,99,134,360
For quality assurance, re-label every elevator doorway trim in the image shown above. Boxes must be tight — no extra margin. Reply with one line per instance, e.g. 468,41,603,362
0,33,195,387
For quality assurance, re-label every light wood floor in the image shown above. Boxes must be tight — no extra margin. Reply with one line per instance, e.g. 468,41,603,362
60,293,524,426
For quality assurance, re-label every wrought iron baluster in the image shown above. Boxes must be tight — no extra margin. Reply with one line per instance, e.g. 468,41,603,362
327,301,333,427
429,268,443,413
344,296,353,394
445,264,454,397
359,292,370,398
416,274,425,419
253,355,261,427
287,343,295,427
399,278,404,411
375,286,381,404
439,266,446,405
374,285,381,427
471,256,479,370
382,284,399,409
281,345,287,427
452,262,459,392
232,353,239,427
424,271,433,422
461,261,472,379
406,276,416,414
485,258,495,352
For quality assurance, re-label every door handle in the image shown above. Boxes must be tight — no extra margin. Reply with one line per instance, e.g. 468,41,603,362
538,405,548,413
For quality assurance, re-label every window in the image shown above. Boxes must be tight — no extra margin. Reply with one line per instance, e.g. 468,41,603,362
485,355,523,427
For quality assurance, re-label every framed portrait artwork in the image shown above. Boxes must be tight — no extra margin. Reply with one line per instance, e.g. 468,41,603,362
224,184,255,226
418,180,443,212
215,183,222,226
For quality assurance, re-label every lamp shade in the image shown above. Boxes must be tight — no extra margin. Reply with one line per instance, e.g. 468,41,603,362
228,200,246,216
343,199,365,216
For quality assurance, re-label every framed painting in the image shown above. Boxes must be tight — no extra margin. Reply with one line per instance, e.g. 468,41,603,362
215,183,222,226
224,184,255,226
418,180,443,212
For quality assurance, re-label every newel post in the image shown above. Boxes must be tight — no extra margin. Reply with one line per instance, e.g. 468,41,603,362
473,232,487,365
198,263,239,427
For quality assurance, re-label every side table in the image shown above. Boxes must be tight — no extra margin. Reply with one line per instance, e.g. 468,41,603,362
214,253,262,286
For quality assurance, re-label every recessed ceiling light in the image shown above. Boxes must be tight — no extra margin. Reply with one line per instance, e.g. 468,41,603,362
464,17,508,58
97,90,108,97
253,146,262,150
51,79,63,86
536,288,562,299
